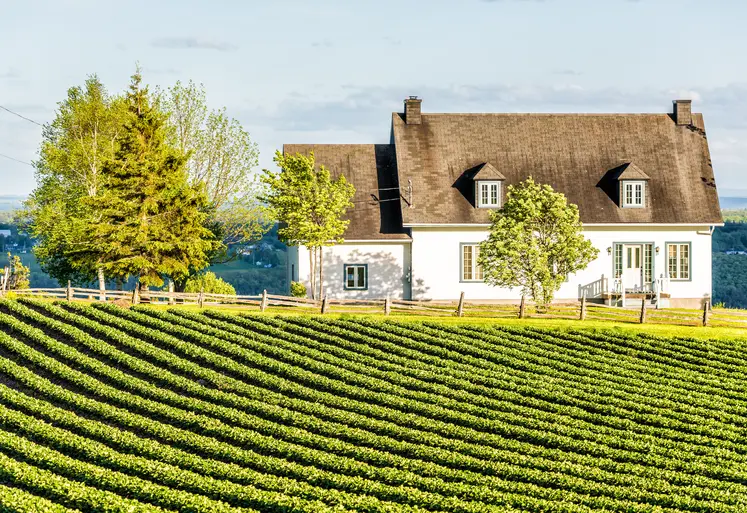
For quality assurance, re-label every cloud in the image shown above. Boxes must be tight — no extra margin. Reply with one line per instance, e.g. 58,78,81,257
553,69,582,76
311,39,334,48
0,68,20,79
151,37,237,52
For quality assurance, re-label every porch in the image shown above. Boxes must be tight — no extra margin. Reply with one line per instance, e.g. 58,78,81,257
579,275,671,308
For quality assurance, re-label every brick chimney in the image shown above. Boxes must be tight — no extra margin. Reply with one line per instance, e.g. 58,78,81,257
673,99,692,126
404,96,422,125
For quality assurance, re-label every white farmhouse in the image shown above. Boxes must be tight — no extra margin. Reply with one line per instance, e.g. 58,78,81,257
285,98,722,308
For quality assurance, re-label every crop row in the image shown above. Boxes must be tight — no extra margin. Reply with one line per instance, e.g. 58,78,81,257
11,300,747,508
118,304,747,475
0,303,643,513
78,302,747,489
0,395,390,513
157,307,739,461
280,313,747,446
348,316,747,424
244,312,745,447
31,300,742,505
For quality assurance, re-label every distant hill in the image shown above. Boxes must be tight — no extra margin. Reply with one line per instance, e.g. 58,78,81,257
0,195,25,212
718,197,747,209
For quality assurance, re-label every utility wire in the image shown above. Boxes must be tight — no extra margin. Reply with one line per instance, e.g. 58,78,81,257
0,105,43,127
0,152,33,166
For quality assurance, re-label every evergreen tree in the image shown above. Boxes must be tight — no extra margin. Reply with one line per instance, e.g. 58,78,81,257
94,70,218,289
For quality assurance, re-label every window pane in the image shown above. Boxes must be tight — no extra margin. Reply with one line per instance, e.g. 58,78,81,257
680,244,689,280
463,245,472,280
474,246,483,280
625,184,633,205
481,184,488,206
614,244,622,278
627,247,632,268
346,267,356,288
490,184,498,205
644,244,652,283
668,245,677,279
635,184,642,205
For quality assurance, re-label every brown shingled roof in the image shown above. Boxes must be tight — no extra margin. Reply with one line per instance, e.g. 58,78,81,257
615,162,651,180
392,110,721,225
282,144,410,240
472,162,507,181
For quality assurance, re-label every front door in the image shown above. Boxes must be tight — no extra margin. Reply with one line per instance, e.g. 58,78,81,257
623,244,643,290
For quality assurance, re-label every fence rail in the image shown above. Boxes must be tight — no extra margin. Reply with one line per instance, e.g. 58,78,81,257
1,285,744,330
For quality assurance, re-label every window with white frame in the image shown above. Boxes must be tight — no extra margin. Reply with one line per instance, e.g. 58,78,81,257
476,181,501,208
344,264,367,290
667,243,690,280
622,181,645,208
461,244,484,281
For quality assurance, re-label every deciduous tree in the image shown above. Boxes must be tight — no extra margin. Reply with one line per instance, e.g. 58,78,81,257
261,151,355,299
22,76,126,286
478,177,598,308
161,80,267,260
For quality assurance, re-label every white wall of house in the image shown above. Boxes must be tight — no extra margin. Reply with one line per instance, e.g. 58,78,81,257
288,242,411,299
409,225,714,307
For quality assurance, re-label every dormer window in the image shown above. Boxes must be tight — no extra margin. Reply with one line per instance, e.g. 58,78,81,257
622,180,645,208
470,162,506,209
477,181,501,208
612,162,650,209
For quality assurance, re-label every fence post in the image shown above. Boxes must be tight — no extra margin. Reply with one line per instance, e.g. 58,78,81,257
66,281,73,302
519,295,526,319
579,292,587,321
132,287,139,305
260,289,268,312
321,295,329,314
640,298,647,324
457,292,465,318
99,278,106,303
168,280,175,306
702,301,709,327
198,288,205,309
0,266,8,296
384,295,391,316
621,285,626,308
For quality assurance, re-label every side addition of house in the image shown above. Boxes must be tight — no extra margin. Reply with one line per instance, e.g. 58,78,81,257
285,97,722,308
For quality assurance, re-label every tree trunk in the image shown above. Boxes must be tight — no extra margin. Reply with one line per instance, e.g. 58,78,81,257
308,247,315,300
97,267,106,302
318,247,324,301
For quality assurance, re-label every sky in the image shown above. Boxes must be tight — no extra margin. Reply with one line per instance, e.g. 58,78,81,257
1,0,747,197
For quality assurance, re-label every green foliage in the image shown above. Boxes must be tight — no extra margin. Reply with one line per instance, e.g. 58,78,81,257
1,297,747,511
183,272,236,295
290,280,307,298
22,75,127,285
93,71,218,288
2,253,30,290
161,80,268,255
261,151,355,298
720,209,747,223
478,177,598,307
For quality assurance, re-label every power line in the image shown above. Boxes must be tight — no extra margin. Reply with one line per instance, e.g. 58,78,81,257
0,152,33,167
0,105,43,127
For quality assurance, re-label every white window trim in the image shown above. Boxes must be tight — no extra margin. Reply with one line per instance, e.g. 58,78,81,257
343,264,368,290
460,243,485,282
621,180,646,208
666,243,691,281
476,181,501,208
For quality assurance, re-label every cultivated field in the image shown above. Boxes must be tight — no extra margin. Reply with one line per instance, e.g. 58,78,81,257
0,297,745,512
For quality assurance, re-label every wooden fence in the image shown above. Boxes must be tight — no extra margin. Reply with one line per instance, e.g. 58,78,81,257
3,284,747,329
